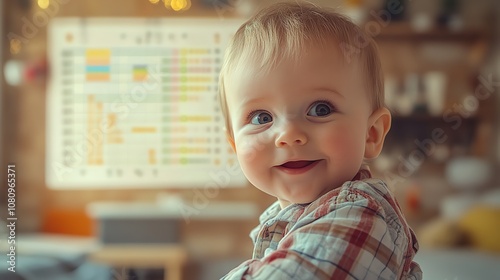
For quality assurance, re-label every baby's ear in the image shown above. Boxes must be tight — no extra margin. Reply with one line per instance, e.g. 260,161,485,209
364,107,391,159
224,127,236,153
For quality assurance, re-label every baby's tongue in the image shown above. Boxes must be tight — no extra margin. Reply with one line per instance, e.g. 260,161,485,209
282,161,313,169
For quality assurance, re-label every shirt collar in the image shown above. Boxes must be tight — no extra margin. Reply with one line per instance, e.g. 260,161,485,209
257,165,373,225
352,164,372,181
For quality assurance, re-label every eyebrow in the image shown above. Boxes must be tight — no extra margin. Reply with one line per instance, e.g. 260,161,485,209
236,87,343,111
238,96,268,109
312,87,345,98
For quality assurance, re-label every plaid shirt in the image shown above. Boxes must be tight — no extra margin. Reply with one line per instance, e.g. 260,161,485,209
222,168,422,279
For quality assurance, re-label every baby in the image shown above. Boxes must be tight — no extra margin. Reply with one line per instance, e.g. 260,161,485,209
218,2,422,279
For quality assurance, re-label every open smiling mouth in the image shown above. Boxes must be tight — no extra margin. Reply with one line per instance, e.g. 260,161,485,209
276,160,321,175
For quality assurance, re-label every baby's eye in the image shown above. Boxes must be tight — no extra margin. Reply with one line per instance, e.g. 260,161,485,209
307,101,334,117
250,111,273,125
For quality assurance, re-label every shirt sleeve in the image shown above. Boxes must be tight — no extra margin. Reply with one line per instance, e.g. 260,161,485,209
221,194,409,280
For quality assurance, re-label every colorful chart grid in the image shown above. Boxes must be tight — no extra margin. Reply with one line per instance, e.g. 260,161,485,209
86,49,111,81
132,65,148,81
46,18,246,189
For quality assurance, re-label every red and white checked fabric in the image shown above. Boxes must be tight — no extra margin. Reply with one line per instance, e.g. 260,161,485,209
221,167,422,280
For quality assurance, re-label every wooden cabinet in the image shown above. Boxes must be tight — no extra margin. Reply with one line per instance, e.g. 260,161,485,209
373,22,494,168
370,22,495,221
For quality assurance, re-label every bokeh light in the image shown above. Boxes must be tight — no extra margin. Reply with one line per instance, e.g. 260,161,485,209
152,0,191,12
9,38,22,54
37,0,50,9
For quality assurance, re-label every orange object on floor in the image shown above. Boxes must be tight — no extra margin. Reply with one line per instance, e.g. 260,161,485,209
406,184,421,214
41,207,94,236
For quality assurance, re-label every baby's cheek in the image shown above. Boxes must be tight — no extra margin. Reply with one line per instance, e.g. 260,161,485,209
235,138,262,163
338,134,366,166
238,148,258,164
327,130,364,160
235,138,266,188
235,132,273,162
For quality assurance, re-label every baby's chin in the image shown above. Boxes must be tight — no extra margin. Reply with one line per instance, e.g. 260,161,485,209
278,186,343,207
254,183,338,207
277,194,322,208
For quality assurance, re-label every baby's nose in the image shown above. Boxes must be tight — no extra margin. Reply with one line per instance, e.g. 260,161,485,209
274,122,308,147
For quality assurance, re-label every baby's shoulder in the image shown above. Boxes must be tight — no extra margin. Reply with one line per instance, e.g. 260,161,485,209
304,178,396,220
335,178,392,204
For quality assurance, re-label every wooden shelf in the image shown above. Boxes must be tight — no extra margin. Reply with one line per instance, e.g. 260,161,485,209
374,22,491,42
89,244,188,280
392,114,478,123
387,114,478,147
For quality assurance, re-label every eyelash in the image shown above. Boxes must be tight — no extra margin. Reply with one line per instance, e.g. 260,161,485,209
245,99,337,122
246,110,269,122
309,99,336,111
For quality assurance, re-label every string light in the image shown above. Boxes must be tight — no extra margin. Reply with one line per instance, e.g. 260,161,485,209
164,0,172,9
150,0,191,12
38,0,50,9
171,0,185,11
10,39,22,55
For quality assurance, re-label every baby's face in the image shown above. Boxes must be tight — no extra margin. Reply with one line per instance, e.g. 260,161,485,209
226,44,373,207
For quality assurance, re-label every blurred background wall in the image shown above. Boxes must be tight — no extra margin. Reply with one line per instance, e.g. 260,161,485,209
1,0,499,279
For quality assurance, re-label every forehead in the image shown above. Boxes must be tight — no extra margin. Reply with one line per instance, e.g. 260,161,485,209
225,42,362,104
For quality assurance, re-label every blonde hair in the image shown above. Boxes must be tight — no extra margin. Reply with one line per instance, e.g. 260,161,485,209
219,2,384,139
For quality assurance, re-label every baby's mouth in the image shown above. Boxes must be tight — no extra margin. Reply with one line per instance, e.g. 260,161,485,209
277,160,321,175
280,160,317,169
